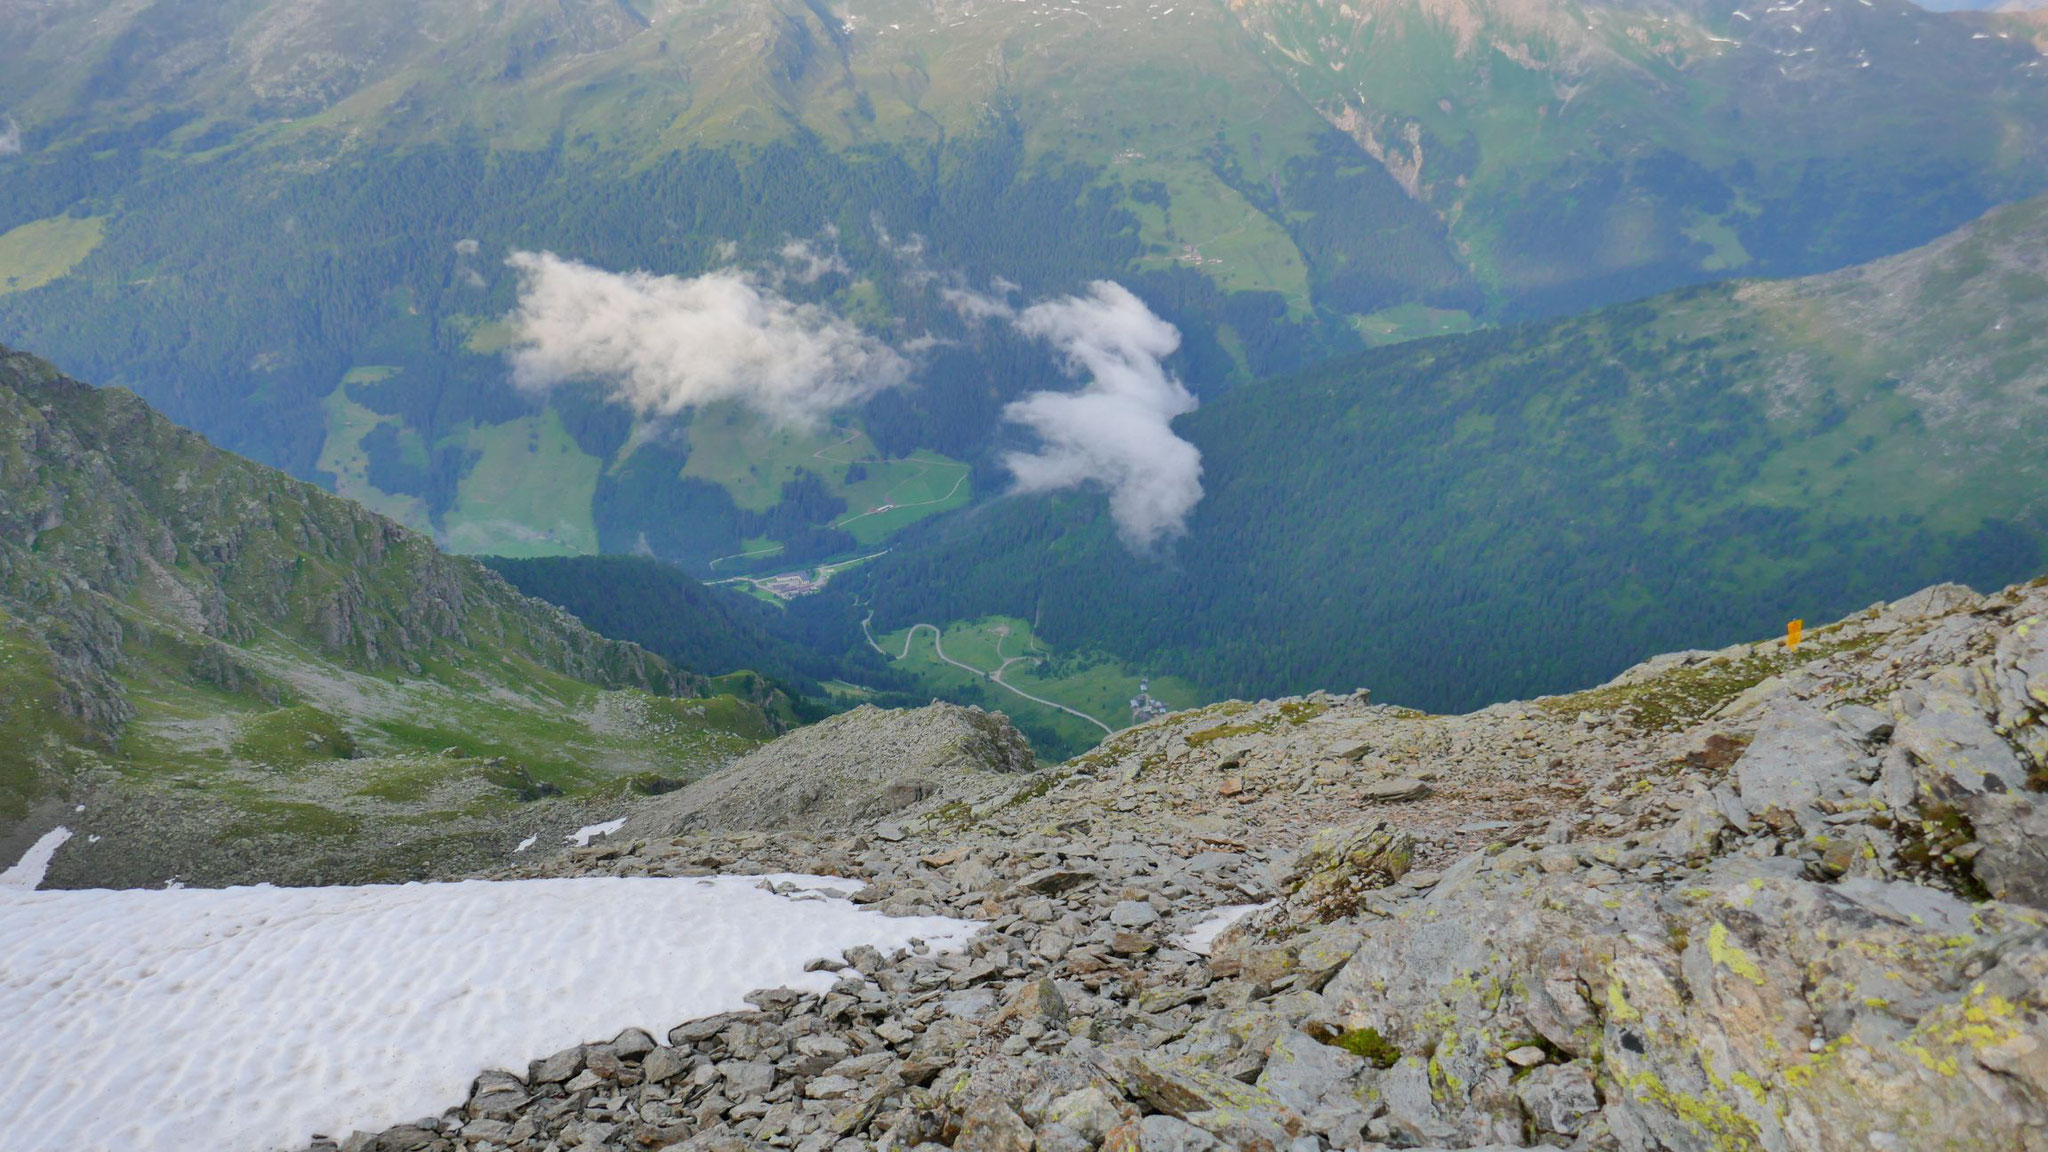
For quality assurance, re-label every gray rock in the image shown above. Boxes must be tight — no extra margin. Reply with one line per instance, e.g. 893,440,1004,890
953,1100,1035,1152
371,1127,437,1152
1111,900,1161,928
670,1013,750,1046
674,1124,755,1151
1258,818,1414,931
1136,1114,1222,1152
617,703,1034,838
1831,704,1895,744
991,976,1069,1029
1361,778,1432,802
1514,1062,1600,1136
1255,1029,1365,1115
803,1075,860,1099
1735,704,1866,827
1022,867,1096,894
1963,792,2048,909
1884,583,1979,623
642,1046,689,1084
1379,1057,1456,1146
611,1027,657,1058
466,1070,527,1117
1892,670,2028,799
717,1060,776,1098
1044,1086,1129,1143
527,1046,584,1085
942,989,999,1018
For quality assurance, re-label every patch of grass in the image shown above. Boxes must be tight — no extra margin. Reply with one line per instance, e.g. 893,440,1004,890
315,380,433,530
0,215,107,296
877,615,1207,759
218,800,361,840
0,619,97,822
1278,699,1328,724
1352,303,1482,347
231,705,359,770
439,409,601,557
683,407,974,546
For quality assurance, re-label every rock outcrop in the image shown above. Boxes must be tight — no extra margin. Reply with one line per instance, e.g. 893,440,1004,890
322,574,2048,1152
619,704,1035,838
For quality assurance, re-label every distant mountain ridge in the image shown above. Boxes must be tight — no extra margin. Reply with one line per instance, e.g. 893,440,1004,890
0,344,781,887
860,191,2048,713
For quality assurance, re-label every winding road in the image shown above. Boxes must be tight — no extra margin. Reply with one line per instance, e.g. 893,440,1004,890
862,616,1115,735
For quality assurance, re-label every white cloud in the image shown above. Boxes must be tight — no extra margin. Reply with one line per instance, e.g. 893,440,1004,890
504,251,909,429
779,227,850,285
1001,281,1203,549
0,118,22,156
940,282,1016,322
871,216,938,289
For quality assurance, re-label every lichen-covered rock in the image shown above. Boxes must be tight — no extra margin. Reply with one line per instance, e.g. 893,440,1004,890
1966,793,2048,909
1245,818,1413,934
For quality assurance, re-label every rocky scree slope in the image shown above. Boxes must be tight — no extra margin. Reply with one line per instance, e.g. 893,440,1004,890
0,345,775,887
334,574,2048,1152
616,703,1035,840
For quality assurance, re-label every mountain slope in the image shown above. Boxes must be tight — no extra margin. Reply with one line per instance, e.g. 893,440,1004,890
1231,0,2048,312
859,191,2048,712
0,0,2042,573
0,344,780,887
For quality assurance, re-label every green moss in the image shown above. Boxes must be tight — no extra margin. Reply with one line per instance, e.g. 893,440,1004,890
1541,652,1789,733
1329,1027,1402,1068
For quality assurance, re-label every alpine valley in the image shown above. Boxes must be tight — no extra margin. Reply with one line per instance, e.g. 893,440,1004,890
5,2,2048,1151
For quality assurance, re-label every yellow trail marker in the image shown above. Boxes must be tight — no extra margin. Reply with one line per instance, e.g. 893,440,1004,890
1787,619,1803,650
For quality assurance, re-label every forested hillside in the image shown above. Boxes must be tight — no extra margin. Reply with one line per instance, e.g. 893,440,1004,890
0,0,2043,584
483,554,910,703
858,193,2048,712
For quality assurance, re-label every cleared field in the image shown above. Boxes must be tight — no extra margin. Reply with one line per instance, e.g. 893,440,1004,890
685,407,973,544
875,615,1207,760
441,411,601,558
0,215,106,296
315,372,434,531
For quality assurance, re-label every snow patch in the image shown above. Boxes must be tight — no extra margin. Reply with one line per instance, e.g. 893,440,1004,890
514,835,538,853
0,873,979,1152
1177,901,1274,955
0,826,72,889
567,817,626,847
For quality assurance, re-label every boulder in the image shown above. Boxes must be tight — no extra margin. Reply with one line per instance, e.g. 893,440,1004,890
1734,704,1869,828
1963,792,2048,909
1254,819,1413,931
1513,1062,1600,1137
1890,668,2028,801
